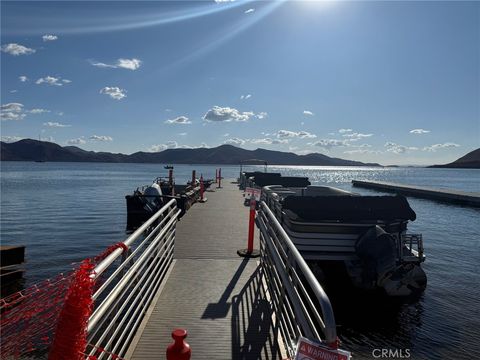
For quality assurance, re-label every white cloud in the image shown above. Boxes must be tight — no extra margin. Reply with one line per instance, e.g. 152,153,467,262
1,103,26,121
303,110,314,116
311,139,348,149
19,76,28,82
423,143,460,152
344,149,379,154
117,58,142,70
296,150,315,155
29,108,50,114
297,131,317,139
43,122,71,128
256,112,268,119
338,128,353,133
240,94,252,100
1,43,35,56
224,137,246,146
250,138,273,145
165,116,191,124
1,103,24,112
100,87,127,100
91,58,142,70
39,136,55,143
384,142,418,154
410,129,430,135
36,76,71,86
277,130,299,138
165,141,178,149
342,132,373,141
245,8,255,13
150,144,167,152
42,34,58,42
214,0,235,3
91,61,116,68
178,132,187,136
223,133,230,137
203,106,254,122
66,138,86,145
249,138,289,145
90,135,113,142
277,130,316,139
10,90,17,93
1,136,24,143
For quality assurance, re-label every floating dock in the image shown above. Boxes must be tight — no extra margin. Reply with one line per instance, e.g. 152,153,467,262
126,181,282,359
352,180,480,207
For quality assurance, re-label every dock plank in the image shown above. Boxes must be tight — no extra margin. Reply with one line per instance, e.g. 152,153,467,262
352,180,480,207
128,181,281,359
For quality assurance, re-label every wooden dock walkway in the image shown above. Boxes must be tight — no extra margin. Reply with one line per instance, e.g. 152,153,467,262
127,181,282,359
352,180,480,207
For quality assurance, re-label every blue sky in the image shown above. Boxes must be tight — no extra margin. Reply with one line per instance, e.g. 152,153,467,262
1,1,478,165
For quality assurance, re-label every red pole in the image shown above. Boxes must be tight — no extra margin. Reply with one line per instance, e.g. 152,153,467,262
247,196,256,253
200,175,204,201
237,193,260,258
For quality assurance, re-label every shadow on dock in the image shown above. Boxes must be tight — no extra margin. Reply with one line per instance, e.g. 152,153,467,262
231,266,280,360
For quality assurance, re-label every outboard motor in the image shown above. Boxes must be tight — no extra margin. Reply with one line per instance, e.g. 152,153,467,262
144,183,163,212
355,226,397,288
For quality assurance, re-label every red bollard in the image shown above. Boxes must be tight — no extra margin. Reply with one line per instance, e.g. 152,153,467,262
166,329,191,360
199,175,207,202
237,194,260,258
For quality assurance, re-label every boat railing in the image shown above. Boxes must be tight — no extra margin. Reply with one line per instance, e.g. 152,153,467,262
256,200,337,358
401,233,425,262
86,198,181,359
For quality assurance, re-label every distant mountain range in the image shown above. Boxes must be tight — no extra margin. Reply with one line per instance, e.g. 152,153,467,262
1,139,381,166
429,148,480,169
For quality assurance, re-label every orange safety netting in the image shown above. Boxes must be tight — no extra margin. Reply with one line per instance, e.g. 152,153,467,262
0,242,128,359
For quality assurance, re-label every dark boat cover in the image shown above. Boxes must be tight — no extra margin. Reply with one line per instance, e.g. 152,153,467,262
283,195,416,222
253,175,310,188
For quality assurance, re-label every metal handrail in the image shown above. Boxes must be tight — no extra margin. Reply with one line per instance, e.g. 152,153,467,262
257,200,337,357
87,198,181,359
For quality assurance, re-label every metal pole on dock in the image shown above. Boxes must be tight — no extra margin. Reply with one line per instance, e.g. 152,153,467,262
215,169,218,184
169,169,175,196
191,170,196,186
217,168,222,188
237,194,260,258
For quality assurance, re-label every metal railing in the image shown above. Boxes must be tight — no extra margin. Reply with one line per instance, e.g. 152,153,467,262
86,198,181,359
257,201,337,358
401,233,425,262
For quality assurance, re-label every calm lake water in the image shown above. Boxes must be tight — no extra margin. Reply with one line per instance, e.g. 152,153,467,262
1,162,479,359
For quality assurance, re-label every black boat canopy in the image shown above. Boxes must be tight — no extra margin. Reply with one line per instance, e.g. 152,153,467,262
283,195,416,222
